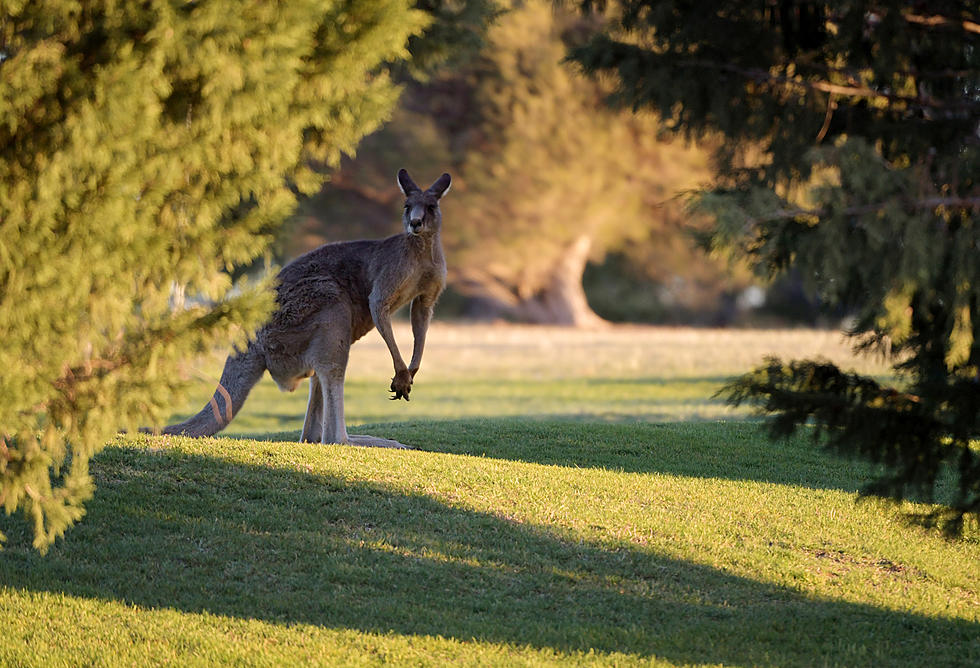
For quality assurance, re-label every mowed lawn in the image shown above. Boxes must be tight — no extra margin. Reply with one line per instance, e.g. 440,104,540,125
2,324,978,666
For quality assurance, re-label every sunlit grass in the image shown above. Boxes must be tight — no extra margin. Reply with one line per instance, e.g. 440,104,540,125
3,324,974,667
173,323,896,435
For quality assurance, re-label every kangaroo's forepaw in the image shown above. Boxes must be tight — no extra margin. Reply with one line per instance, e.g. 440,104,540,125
390,369,413,401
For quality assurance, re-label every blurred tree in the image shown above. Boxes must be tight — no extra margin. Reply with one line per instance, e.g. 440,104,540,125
285,105,456,256
0,0,427,551
447,0,710,325
400,0,503,78
572,2,980,531
294,0,718,326
282,0,500,252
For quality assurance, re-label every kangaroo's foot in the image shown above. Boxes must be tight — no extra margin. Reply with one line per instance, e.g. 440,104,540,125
347,434,414,450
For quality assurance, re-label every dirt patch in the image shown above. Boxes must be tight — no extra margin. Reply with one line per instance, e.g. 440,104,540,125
806,547,930,581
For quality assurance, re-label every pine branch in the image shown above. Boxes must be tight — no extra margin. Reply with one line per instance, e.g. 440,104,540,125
575,38,977,115
904,12,980,35
750,196,980,224
719,357,980,534
694,61,980,113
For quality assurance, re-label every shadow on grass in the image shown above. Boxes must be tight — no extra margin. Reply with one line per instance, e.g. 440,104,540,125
2,446,975,665
228,416,958,518
227,419,872,494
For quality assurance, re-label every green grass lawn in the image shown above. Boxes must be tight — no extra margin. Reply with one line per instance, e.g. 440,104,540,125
2,324,978,666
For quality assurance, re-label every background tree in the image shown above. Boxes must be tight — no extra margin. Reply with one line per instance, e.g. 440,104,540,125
399,0,503,77
572,2,980,531
294,0,727,326
0,0,427,551
445,0,710,325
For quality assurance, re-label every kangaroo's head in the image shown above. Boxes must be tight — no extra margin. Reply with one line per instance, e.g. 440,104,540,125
397,169,451,237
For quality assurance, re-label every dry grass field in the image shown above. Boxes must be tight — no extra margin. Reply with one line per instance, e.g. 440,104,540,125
347,322,892,380
200,322,895,436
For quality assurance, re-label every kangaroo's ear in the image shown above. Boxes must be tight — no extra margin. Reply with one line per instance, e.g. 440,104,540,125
427,173,452,199
397,169,421,196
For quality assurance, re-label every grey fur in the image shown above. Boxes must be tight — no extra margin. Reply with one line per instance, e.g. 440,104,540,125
161,169,450,449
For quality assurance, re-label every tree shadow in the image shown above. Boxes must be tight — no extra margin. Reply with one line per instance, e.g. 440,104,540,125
221,416,961,508
1,447,975,665
345,418,878,493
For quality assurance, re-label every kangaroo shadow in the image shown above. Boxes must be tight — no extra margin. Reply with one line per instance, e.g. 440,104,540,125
1,447,976,666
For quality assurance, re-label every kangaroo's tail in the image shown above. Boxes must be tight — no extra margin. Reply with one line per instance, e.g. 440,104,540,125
157,345,266,437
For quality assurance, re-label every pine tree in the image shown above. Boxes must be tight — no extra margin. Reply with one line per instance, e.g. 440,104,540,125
400,0,503,77
0,0,427,551
572,2,980,531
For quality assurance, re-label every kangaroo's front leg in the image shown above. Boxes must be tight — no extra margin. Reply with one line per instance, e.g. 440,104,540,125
370,289,413,400
407,295,435,380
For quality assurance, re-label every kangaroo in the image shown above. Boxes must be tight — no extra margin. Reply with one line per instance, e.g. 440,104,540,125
157,169,450,449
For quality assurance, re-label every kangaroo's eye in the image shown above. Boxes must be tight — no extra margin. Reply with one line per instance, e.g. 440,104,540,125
427,205,436,214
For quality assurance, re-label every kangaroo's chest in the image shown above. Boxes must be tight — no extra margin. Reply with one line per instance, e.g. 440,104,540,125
388,266,443,308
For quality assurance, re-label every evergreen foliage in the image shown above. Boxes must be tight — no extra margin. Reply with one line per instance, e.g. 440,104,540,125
0,0,427,551
401,0,503,77
572,2,980,530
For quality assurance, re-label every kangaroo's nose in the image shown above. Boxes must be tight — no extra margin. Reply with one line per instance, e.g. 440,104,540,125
410,218,423,230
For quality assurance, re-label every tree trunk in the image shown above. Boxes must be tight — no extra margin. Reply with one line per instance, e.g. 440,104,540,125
516,235,607,326
461,235,608,327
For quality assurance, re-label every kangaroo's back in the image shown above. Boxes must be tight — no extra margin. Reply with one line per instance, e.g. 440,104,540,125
269,239,379,333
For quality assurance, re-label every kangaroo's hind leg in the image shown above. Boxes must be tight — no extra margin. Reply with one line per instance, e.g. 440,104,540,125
301,374,323,443
307,310,411,449
314,345,409,448
307,316,352,445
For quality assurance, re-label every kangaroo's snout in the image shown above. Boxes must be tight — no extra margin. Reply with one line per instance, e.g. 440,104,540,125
407,203,427,234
